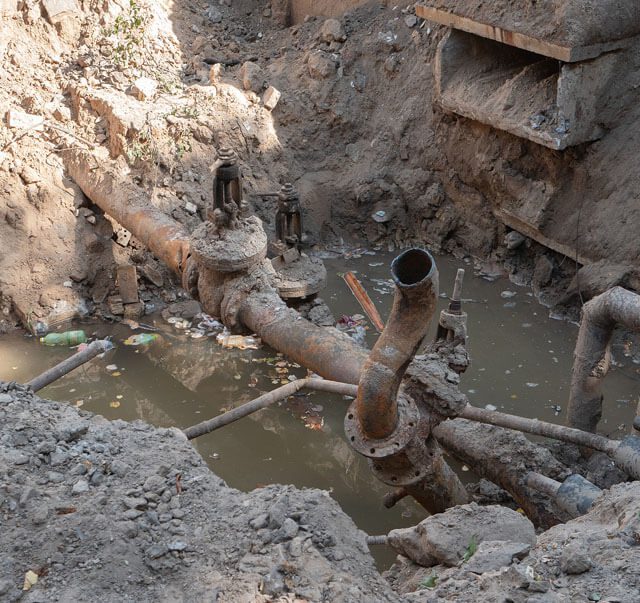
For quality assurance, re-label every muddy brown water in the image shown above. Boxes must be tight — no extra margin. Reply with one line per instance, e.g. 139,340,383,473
1,251,638,567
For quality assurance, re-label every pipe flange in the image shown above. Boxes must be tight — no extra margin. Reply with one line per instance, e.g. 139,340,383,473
190,216,268,273
273,254,327,299
367,439,432,488
344,393,419,459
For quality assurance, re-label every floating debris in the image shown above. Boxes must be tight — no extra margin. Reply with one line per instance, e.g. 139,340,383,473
123,333,159,346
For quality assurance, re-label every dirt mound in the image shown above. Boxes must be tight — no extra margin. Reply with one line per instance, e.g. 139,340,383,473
0,382,400,602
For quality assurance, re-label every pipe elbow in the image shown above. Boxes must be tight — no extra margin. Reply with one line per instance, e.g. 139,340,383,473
356,249,439,440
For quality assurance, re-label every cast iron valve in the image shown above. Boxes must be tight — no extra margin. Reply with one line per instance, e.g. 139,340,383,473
275,183,303,249
210,147,245,230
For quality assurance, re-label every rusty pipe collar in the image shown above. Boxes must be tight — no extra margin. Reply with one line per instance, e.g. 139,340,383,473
355,248,439,441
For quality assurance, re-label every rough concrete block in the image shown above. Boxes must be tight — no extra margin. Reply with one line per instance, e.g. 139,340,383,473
5,109,44,131
263,86,281,111
240,61,264,93
117,265,139,304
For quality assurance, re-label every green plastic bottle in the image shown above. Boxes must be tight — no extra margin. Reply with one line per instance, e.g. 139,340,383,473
39,330,87,346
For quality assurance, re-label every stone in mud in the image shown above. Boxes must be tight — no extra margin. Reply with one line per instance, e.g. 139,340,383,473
307,52,336,79
560,543,592,574
388,503,536,567
319,18,346,43
263,86,281,111
240,61,264,93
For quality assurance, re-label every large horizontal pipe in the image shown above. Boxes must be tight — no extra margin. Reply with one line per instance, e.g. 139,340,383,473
63,149,191,275
239,290,369,385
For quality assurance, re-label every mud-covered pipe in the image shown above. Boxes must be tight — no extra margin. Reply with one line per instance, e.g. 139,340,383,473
239,290,369,385
356,249,438,440
568,287,640,433
63,149,191,275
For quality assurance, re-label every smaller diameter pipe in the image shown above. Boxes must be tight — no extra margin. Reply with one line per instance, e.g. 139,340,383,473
460,405,618,455
184,378,357,440
27,340,113,392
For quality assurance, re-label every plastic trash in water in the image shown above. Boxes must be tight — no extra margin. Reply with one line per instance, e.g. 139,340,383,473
123,333,159,346
216,329,261,350
39,330,87,346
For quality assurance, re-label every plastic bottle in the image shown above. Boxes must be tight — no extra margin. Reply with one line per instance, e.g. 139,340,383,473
123,333,159,346
39,330,87,346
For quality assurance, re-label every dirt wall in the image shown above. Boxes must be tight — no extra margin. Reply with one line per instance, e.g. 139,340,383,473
290,0,396,24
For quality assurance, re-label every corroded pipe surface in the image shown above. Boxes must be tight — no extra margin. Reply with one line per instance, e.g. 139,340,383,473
568,286,640,433
239,290,368,385
356,249,438,440
64,149,191,275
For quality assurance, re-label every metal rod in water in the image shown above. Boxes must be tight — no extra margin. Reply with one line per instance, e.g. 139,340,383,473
183,378,357,440
26,340,113,392
451,268,465,303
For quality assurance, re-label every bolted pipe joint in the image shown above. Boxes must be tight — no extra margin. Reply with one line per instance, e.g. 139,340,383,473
345,249,447,496
354,248,438,441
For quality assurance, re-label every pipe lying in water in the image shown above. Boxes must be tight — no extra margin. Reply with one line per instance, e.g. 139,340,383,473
239,290,368,386
355,248,438,440
567,286,640,434
26,340,113,392
184,378,357,440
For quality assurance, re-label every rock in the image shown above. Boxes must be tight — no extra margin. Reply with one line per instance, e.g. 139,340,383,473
5,109,44,131
42,0,79,23
533,254,555,288
140,266,164,288
250,513,269,530
465,541,531,574
307,52,336,79
505,230,527,250
146,544,169,559
404,15,418,28
20,166,41,184
110,460,130,479
123,496,148,510
131,77,158,101
168,540,187,551
560,543,592,574
262,86,281,111
205,5,222,23
72,479,89,494
388,503,536,567
240,62,264,93
143,474,166,494
319,19,346,43
209,63,223,84
167,299,202,319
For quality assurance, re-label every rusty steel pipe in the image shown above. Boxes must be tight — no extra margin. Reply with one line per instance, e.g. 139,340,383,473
64,149,191,275
239,290,369,385
356,249,439,440
568,286,640,433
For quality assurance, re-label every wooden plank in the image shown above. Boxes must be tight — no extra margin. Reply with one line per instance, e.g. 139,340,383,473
493,207,593,265
416,5,629,62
